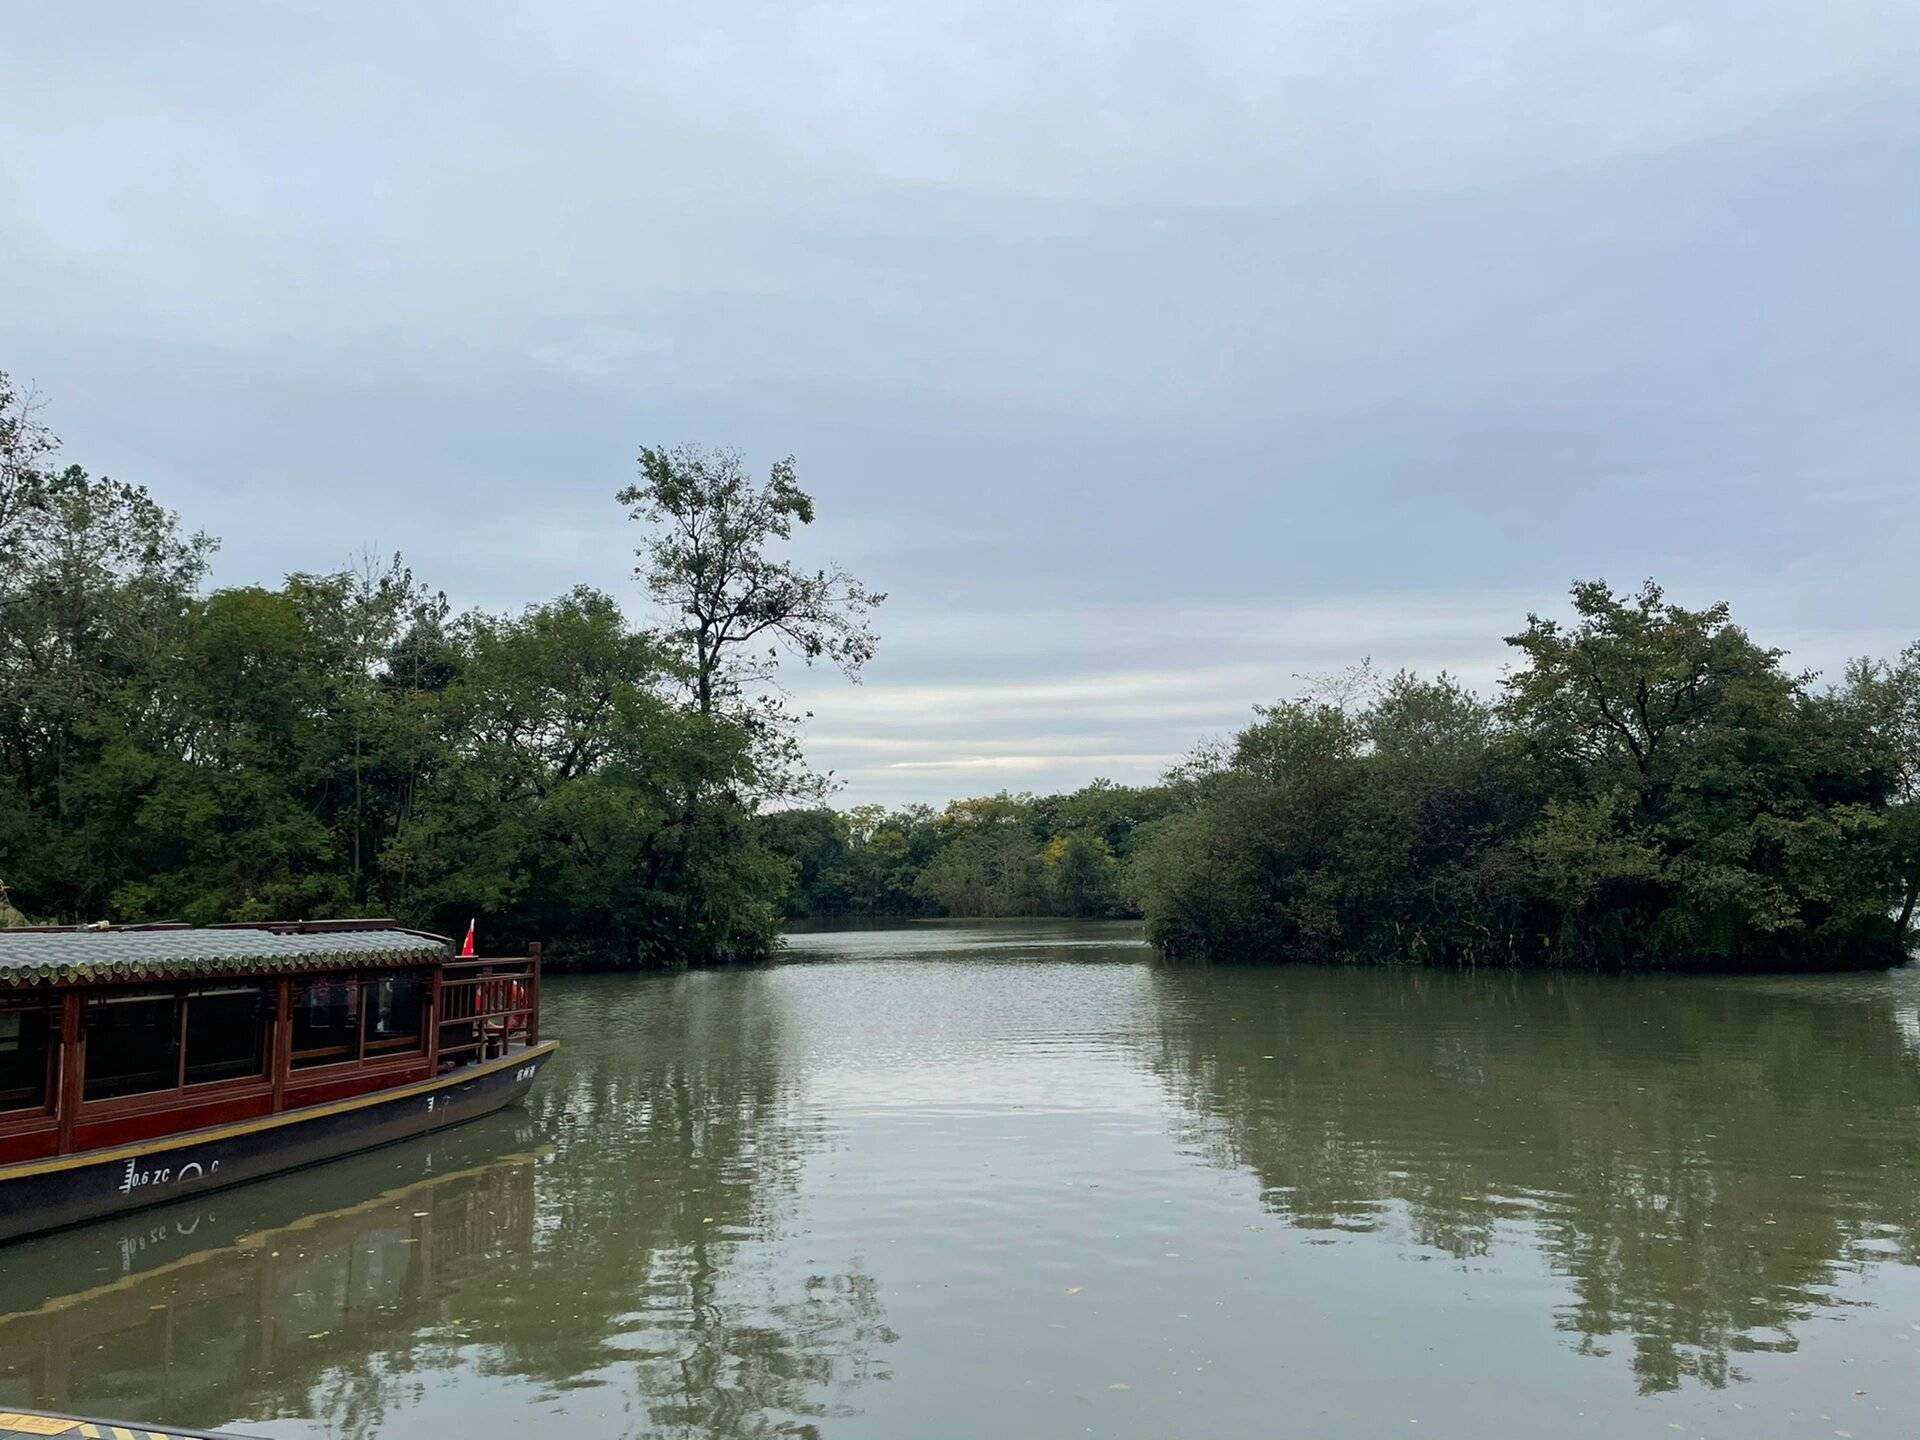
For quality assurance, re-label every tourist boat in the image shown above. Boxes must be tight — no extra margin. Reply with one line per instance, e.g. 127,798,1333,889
0,919,555,1243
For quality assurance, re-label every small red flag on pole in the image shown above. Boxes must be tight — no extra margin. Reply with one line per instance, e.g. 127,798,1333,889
460,918,476,957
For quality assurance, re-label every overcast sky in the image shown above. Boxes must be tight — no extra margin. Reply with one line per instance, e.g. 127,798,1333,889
4,2,1917,805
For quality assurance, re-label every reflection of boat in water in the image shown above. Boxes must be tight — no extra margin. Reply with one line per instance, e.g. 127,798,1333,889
0,1144,544,1423
0,921,555,1242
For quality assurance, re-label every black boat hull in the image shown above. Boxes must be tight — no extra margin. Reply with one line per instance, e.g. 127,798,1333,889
0,1042,556,1243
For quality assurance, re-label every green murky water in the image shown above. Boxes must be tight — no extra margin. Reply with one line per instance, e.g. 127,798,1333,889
3,920,1919,1438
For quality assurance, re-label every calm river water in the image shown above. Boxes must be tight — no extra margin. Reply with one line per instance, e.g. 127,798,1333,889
4,921,1920,1438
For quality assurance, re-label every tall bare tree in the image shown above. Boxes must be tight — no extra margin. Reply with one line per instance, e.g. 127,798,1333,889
619,445,883,796
0,371,57,551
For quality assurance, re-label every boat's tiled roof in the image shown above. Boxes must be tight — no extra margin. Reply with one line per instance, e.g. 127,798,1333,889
0,928,448,988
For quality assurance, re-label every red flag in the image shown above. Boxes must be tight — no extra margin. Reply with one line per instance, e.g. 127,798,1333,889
460,918,476,957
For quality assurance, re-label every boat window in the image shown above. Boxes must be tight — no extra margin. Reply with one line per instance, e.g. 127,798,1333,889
291,974,363,1068
365,972,426,1053
0,1001,53,1112
84,991,184,1100
184,985,270,1085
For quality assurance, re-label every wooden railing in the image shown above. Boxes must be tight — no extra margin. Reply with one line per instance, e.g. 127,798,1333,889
435,946,541,1066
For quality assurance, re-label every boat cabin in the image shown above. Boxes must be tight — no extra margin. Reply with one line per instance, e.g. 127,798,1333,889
0,920,552,1240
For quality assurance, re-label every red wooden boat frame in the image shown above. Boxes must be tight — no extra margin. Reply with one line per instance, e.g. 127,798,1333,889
0,919,555,1241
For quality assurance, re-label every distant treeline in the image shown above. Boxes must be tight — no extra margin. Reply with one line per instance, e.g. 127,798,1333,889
0,373,879,967
763,782,1176,920
772,582,1920,971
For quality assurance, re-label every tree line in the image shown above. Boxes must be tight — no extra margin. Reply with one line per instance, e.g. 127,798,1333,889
770,582,1920,970
0,373,879,966
1127,582,1920,969
9,368,1919,970
763,782,1176,920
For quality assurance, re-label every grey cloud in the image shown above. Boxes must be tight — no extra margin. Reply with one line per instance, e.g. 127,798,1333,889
2,0,1916,805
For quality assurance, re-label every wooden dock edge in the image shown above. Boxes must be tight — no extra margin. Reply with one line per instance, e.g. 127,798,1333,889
0,1410,263,1440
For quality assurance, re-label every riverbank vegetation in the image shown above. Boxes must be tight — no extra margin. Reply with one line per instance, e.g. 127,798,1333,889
0,374,878,967
1131,584,1920,969
769,583,1920,970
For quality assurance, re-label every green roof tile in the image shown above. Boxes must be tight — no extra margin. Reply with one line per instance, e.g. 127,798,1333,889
0,929,448,988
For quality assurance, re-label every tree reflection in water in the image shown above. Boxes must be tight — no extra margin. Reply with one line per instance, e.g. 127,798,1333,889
1140,964,1920,1393
8,951,1917,1427
0,971,894,1440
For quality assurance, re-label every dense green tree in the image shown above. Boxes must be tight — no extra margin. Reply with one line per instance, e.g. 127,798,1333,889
0,456,215,916
1036,776,1177,859
93,582,356,923
913,815,1048,917
1504,581,1893,966
1133,700,1369,959
386,587,783,965
760,807,858,916
0,377,852,967
1043,831,1120,915
836,803,944,914
1135,581,1912,970
1834,642,1920,945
